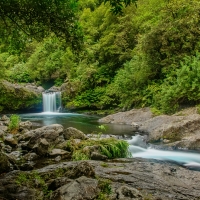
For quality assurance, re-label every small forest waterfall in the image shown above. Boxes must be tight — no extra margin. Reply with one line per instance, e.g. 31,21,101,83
42,92,62,112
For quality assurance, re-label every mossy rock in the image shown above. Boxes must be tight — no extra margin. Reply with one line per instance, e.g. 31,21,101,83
0,80,42,112
0,152,10,173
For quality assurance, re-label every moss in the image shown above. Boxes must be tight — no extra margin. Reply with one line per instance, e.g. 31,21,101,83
96,178,112,200
68,138,131,161
163,131,182,142
16,171,52,199
0,80,42,112
0,152,10,173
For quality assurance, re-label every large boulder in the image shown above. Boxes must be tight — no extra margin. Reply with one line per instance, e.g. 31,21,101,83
4,134,18,148
116,186,143,200
20,124,64,149
99,107,153,125
49,149,71,159
33,138,50,156
63,127,87,140
0,80,43,112
19,121,33,131
69,161,95,179
50,176,98,200
100,107,200,150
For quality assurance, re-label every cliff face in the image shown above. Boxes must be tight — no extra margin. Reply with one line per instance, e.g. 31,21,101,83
0,80,44,112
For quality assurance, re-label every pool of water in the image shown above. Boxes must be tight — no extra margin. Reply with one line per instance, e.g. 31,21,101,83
19,112,134,136
19,112,200,170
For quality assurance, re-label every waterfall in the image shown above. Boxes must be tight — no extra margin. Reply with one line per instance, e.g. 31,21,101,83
42,92,62,112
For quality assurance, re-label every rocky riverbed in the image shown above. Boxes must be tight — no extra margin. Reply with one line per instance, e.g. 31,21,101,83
99,107,200,151
0,110,200,200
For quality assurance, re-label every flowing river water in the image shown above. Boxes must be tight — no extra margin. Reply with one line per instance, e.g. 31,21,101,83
19,92,200,170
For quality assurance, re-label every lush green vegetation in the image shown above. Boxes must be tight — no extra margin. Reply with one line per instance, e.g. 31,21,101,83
68,137,130,161
8,114,20,133
1,0,200,113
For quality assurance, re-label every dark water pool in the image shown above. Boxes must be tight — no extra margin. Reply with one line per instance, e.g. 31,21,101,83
19,112,134,136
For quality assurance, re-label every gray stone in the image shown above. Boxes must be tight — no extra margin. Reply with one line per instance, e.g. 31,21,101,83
19,121,32,130
49,148,71,159
50,176,98,200
48,177,73,191
8,151,21,161
23,152,38,161
3,145,12,153
69,161,96,179
0,125,8,132
63,127,87,140
0,152,11,173
99,107,153,125
33,138,49,156
91,152,108,160
55,156,61,162
24,124,64,149
1,115,9,121
116,186,143,200
4,135,18,148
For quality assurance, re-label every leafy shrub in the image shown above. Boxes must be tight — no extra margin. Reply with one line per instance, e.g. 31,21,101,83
8,114,20,133
9,63,31,83
69,137,130,160
54,78,64,87
154,52,200,113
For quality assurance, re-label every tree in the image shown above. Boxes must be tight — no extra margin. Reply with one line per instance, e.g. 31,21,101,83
0,0,83,49
0,0,137,51
103,0,138,14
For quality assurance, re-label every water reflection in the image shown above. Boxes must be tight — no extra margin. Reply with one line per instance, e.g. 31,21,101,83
19,112,134,136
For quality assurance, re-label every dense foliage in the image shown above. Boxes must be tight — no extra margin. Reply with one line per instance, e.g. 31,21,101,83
1,0,200,113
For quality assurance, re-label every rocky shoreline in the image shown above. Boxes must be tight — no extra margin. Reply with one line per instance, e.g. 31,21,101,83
99,107,200,151
0,109,200,200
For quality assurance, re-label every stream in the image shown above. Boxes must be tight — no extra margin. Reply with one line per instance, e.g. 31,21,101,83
19,112,200,171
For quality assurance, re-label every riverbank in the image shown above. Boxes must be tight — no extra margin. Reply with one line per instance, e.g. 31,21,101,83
99,107,200,151
0,111,200,200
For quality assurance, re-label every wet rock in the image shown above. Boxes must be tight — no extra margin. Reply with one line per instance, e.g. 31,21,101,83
48,86,60,92
82,145,99,156
116,186,143,200
2,144,12,153
20,161,35,171
37,86,45,93
19,121,32,131
0,80,43,112
0,130,4,139
69,161,95,179
33,138,50,156
91,152,108,160
50,176,98,200
55,156,61,162
8,151,21,161
55,141,70,150
48,177,73,191
23,124,64,149
1,115,10,121
4,135,18,148
23,152,38,161
99,107,153,125
5,185,41,200
63,127,87,140
49,148,71,159
0,125,8,132
0,152,11,173
167,135,200,150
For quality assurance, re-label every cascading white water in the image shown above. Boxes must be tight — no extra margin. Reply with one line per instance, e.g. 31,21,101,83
128,135,200,169
42,92,62,112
